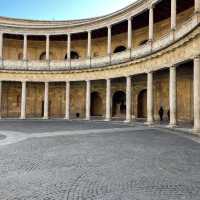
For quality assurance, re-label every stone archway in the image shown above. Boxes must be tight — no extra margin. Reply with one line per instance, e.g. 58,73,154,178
64,51,80,60
39,52,53,60
112,91,126,117
113,46,127,53
91,92,103,116
137,89,147,118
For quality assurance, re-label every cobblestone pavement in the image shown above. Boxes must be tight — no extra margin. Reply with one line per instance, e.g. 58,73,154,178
0,120,129,134
0,134,6,140
0,120,200,200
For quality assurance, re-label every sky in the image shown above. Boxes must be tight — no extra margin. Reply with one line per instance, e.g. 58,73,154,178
0,0,136,20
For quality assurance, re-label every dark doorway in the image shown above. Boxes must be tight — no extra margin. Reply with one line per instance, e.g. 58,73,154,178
112,91,126,117
113,46,127,53
65,51,80,60
91,92,103,116
138,89,147,118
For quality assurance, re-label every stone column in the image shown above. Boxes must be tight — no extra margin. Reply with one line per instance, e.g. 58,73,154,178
126,76,132,122
128,17,132,49
0,81,2,119
195,0,200,13
23,34,28,60
105,78,111,121
86,80,91,120
171,0,177,30
65,81,70,120
193,56,200,133
149,5,154,41
169,66,177,127
43,82,49,119
147,72,154,125
46,35,50,60
67,33,71,61
21,81,26,119
87,30,92,58
0,33,3,60
107,25,112,55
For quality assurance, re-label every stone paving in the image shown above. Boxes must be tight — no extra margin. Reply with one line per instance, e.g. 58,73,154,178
0,134,6,140
0,120,200,200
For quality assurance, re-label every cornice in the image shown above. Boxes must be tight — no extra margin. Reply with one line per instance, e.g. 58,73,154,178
0,0,157,34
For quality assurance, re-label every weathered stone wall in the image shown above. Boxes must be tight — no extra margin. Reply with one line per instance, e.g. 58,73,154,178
26,82,44,118
1,82,21,118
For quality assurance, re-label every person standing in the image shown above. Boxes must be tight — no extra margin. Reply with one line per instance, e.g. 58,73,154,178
159,106,164,121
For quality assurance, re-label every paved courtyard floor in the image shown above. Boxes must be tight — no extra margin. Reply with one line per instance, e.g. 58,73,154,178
0,120,200,200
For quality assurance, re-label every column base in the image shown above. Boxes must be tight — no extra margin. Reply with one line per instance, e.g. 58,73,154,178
85,118,91,121
124,119,131,123
104,118,111,122
43,117,49,120
145,121,154,126
167,124,177,128
20,117,26,120
170,29,176,41
192,128,200,135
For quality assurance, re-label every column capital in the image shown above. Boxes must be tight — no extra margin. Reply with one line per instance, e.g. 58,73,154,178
146,70,153,74
128,16,133,21
148,3,155,10
107,24,112,29
106,78,111,81
170,64,177,69
194,55,200,60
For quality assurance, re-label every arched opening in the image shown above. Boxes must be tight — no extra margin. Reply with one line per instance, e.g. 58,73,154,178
137,89,147,118
113,46,127,53
112,91,126,117
40,52,46,60
39,52,53,60
91,92,103,116
139,40,148,46
64,51,80,60
18,53,23,60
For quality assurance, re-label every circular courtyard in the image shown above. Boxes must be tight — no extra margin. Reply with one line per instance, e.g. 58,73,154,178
0,120,200,200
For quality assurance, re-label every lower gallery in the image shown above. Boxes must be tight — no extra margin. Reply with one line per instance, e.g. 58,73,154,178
0,61,196,125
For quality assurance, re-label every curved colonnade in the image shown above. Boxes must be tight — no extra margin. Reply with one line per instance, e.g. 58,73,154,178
0,0,200,133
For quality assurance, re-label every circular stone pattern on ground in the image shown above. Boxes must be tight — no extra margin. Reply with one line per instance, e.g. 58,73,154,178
0,134,6,140
0,121,200,200
65,160,200,200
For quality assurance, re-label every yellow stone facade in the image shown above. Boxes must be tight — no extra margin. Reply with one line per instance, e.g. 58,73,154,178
0,0,200,132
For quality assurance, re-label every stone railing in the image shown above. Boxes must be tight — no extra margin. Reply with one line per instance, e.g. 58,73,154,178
0,14,199,71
